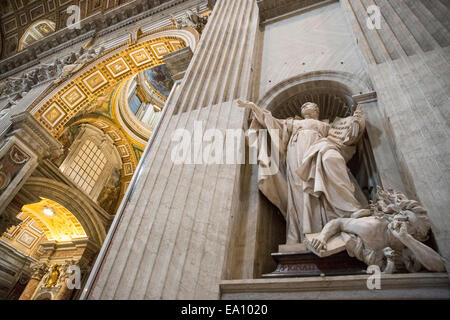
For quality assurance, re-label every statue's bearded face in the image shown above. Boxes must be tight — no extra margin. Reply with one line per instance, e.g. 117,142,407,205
301,103,319,120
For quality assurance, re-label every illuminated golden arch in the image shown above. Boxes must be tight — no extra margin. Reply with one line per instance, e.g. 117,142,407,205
21,198,87,242
18,19,56,52
29,27,198,139
23,177,108,245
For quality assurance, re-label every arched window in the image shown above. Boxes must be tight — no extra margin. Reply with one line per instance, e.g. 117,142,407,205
18,20,56,52
59,124,122,201
64,140,107,195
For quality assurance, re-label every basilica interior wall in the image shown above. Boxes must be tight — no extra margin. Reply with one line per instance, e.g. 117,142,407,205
258,1,370,101
1,0,449,300
224,162,285,280
0,0,212,300
0,0,206,82
227,0,450,282
365,49,450,272
340,0,450,274
224,0,377,280
86,0,261,299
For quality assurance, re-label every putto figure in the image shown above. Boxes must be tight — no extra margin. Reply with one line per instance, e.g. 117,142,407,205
171,9,209,33
306,187,446,273
237,100,366,244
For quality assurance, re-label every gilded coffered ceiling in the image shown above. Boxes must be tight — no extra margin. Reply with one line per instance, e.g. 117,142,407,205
30,32,187,201
0,0,137,57
21,198,87,242
32,35,186,137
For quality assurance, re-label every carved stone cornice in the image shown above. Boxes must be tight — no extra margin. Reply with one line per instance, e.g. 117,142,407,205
8,112,63,160
352,91,378,104
164,46,194,80
257,0,337,25
0,0,191,79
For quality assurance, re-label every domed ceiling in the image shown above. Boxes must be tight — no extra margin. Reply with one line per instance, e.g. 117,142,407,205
144,64,174,98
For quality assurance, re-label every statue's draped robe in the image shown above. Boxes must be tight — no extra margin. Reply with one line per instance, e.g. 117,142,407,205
249,109,365,243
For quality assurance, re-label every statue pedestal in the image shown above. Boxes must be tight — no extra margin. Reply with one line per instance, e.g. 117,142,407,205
263,244,367,278
220,273,450,299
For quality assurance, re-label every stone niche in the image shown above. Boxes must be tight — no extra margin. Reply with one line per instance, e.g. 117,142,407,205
221,76,449,299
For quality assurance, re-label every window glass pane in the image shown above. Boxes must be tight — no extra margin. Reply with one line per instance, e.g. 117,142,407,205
66,139,107,196
129,95,142,115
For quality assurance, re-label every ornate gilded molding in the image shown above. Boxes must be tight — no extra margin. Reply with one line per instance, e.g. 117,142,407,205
9,111,63,159
31,34,187,138
0,0,193,78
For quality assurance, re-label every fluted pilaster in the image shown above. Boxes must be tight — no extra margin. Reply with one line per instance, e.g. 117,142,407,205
86,0,260,299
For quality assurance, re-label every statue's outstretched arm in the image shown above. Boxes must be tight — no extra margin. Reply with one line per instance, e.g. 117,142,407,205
237,100,269,126
238,99,293,156
237,99,286,130
390,222,446,272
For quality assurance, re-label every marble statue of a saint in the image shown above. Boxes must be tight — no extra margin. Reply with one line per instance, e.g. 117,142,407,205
237,100,367,244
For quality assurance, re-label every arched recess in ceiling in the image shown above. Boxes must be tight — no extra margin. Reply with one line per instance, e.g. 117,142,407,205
25,27,198,204
18,19,56,52
21,198,87,243
29,27,199,139
22,177,108,246
64,113,141,202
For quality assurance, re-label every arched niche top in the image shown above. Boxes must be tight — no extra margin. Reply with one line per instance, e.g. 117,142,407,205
258,70,374,119
22,177,108,246
59,123,123,201
18,19,56,52
75,123,122,168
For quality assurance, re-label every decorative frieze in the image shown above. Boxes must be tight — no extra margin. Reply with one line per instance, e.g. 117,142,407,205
0,0,189,78
163,46,193,80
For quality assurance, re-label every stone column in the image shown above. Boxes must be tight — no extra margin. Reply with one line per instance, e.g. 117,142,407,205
0,111,62,232
19,262,48,300
18,279,41,301
84,0,261,299
55,283,73,300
